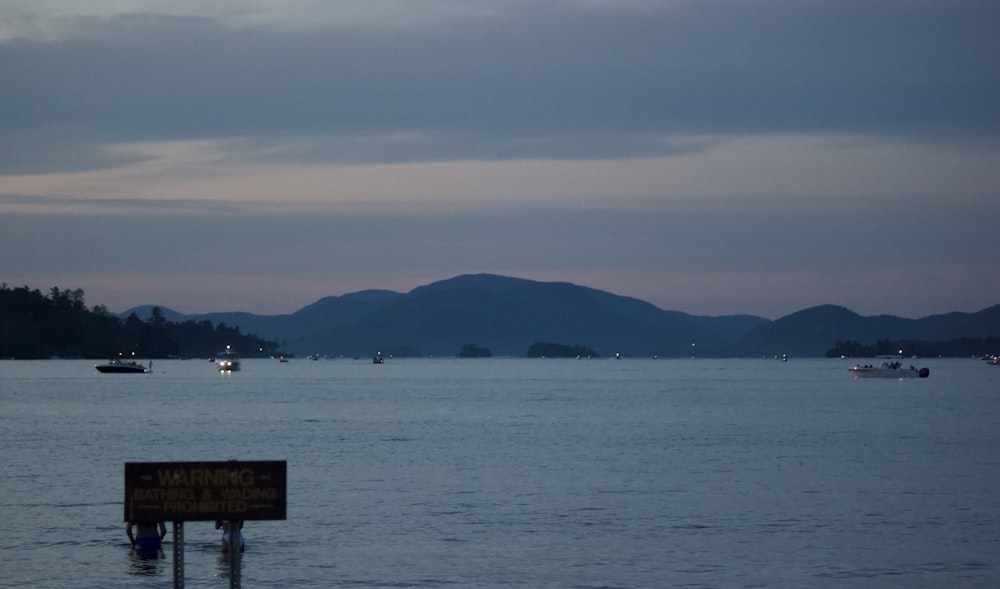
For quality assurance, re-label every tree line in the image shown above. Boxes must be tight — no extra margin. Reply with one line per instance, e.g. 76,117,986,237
456,342,600,358
526,342,598,358
827,337,1000,359
0,284,283,359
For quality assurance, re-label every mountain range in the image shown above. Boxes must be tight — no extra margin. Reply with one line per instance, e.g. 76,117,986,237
124,273,1000,358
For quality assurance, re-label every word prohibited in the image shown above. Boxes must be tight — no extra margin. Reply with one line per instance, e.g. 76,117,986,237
125,460,287,522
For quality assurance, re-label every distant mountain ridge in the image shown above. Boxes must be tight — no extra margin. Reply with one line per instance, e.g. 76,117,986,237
122,274,1000,357
731,304,1000,357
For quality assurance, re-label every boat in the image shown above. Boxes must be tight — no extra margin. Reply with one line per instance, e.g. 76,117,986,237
95,359,151,374
216,347,241,372
372,352,384,364
849,361,929,378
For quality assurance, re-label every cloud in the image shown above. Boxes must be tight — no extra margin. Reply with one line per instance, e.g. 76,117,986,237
2,1,998,319
0,0,500,42
3,134,997,212
1,1,998,174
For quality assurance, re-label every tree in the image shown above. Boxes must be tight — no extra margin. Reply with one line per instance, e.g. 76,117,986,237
0,283,285,359
526,342,598,358
458,343,492,358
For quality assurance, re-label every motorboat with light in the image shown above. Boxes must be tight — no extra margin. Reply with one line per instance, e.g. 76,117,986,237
216,347,241,372
95,359,151,374
849,360,929,378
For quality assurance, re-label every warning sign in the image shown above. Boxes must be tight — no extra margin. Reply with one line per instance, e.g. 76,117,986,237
125,461,286,522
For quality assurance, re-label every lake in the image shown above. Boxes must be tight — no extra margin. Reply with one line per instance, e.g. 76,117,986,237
1,357,998,588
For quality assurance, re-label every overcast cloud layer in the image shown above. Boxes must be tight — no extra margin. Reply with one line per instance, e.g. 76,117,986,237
2,0,998,318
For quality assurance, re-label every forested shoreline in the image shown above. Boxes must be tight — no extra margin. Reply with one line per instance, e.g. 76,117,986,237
827,337,1000,359
0,284,283,360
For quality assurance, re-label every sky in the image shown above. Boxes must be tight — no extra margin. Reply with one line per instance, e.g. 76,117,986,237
1,0,998,320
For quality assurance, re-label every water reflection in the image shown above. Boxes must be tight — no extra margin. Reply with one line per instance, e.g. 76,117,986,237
127,547,165,576
214,552,244,579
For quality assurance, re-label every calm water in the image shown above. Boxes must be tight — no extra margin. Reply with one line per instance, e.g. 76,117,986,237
1,357,999,588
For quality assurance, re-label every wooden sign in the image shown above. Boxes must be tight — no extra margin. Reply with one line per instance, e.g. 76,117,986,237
125,460,286,522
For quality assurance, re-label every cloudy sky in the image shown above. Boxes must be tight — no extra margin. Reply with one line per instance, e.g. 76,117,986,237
2,0,998,319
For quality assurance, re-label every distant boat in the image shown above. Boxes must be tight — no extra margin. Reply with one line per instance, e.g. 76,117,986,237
217,347,241,372
95,359,151,374
849,361,929,379
373,352,384,364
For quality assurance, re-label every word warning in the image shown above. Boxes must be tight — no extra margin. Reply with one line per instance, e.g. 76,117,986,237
125,460,286,522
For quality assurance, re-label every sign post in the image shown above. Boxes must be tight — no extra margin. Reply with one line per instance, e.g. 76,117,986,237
125,460,286,589
229,519,240,589
173,522,184,589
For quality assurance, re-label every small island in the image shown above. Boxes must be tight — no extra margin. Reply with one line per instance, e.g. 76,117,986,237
526,342,597,358
457,343,492,358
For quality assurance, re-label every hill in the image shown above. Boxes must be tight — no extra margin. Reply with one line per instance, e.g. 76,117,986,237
127,274,767,357
731,304,1000,357
121,275,1000,358
286,274,769,357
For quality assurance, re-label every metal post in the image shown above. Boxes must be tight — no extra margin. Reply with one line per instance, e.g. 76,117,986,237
172,521,184,589
229,520,241,589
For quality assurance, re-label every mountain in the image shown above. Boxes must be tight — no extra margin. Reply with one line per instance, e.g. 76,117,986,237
731,304,1000,357
287,274,769,357
122,275,1000,358
126,274,767,357
123,290,405,346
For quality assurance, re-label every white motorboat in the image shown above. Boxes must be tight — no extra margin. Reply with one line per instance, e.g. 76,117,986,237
216,346,241,372
849,361,929,378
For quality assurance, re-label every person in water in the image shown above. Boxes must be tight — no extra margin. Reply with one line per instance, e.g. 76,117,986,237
215,520,245,553
126,521,167,556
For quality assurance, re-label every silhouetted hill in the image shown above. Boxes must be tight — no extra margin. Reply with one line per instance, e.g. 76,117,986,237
124,291,404,346
731,304,1000,357
122,305,189,323
127,274,768,357
123,277,1000,358
289,274,768,357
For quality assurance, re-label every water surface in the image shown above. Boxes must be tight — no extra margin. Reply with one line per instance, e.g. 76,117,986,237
1,357,998,588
